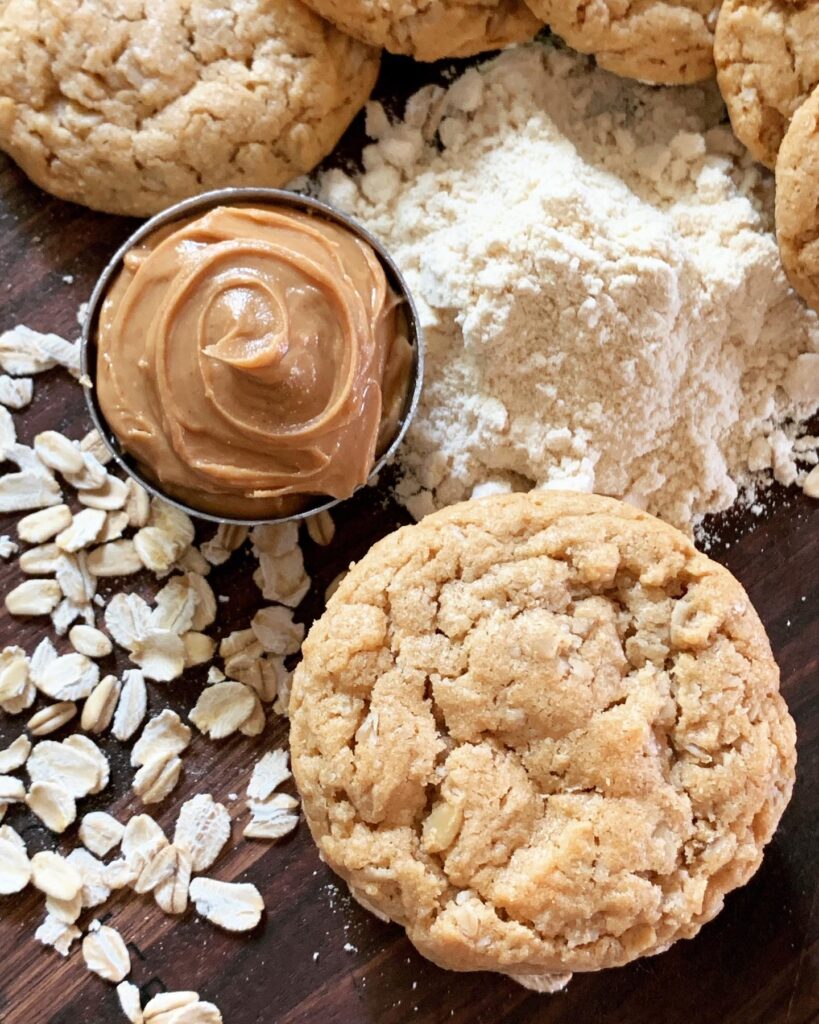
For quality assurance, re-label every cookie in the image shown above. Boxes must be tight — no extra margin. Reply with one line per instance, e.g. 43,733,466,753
716,0,819,169
0,0,380,217
776,84,819,313
296,0,541,62
290,491,796,982
524,0,718,84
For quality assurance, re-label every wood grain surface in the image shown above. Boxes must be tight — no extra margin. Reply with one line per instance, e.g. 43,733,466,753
0,53,817,1024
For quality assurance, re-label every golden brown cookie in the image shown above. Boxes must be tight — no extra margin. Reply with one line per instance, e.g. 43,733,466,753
296,0,541,62
715,0,819,169
0,0,380,217
291,491,796,981
524,0,718,84
776,84,819,313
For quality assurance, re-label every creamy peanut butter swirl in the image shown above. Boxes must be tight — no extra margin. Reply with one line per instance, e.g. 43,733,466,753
96,204,412,518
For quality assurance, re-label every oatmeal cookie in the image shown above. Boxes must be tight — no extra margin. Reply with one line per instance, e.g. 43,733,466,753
0,0,380,216
715,0,819,169
524,0,718,84
776,84,819,312
290,491,796,981
296,0,541,62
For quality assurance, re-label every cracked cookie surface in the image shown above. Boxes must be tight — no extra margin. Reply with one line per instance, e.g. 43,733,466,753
776,83,819,313
0,0,380,216
290,491,795,979
523,0,718,84
715,0,819,169
296,0,541,62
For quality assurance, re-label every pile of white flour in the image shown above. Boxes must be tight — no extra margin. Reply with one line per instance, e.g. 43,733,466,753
321,45,819,528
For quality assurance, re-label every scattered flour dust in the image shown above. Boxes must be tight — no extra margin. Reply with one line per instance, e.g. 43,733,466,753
320,43,819,530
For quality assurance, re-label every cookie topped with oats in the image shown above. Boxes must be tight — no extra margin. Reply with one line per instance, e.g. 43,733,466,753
0,0,380,216
290,491,796,985
715,0,819,168
776,83,819,315
297,0,541,62
523,0,719,84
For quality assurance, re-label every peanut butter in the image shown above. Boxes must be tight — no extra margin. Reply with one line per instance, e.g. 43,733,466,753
95,204,412,518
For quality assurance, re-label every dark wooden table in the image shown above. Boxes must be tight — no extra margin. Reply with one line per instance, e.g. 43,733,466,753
0,52,817,1024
